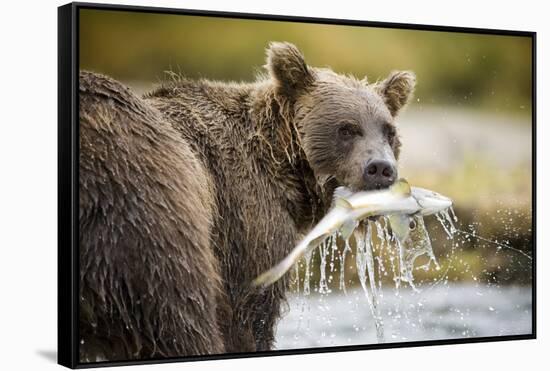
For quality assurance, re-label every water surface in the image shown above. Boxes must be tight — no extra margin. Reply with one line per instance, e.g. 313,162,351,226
275,284,532,349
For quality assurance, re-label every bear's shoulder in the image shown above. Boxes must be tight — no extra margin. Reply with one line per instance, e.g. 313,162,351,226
79,71,135,99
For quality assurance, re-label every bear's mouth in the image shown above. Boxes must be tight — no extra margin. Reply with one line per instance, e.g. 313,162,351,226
365,183,393,191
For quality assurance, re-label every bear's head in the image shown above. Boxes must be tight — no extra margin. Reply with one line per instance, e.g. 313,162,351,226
266,42,415,192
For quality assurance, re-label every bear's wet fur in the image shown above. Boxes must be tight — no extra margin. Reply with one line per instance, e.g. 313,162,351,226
79,42,415,361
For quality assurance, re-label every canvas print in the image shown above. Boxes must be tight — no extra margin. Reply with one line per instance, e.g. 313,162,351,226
75,6,534,365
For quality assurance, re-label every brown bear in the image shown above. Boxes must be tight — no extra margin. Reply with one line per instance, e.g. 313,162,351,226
78,42,415,362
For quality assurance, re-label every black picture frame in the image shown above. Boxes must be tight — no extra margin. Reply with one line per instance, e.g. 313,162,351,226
58,2,537,369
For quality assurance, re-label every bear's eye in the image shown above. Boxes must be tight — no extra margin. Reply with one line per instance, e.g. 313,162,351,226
383,123,397,143
338,124,361,139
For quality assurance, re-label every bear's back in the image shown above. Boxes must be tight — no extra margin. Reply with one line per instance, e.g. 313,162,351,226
79,71,225,361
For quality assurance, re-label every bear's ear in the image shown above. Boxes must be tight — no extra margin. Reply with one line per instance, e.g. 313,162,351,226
374,71,416,117
266,42,314,97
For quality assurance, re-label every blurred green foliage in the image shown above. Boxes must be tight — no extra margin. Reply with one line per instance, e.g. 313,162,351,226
80,9,532,113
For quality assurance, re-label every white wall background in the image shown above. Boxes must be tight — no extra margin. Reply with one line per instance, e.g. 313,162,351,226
0,0,546,369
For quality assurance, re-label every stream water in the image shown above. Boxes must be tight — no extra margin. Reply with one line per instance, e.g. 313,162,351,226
275,284,532,349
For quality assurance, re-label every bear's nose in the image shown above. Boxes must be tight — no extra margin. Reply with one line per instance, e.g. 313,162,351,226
363,160,397,189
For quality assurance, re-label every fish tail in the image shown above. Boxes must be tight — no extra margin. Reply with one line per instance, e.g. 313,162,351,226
253,234,329,288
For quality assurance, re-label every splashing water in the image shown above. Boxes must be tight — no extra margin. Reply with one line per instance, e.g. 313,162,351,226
355,224,385,342
302,215,441,343
294,262,301,294
294,204,530,343
455,229,532,261
435,209,457,238
366,225,386,341
303,250,312,296
329,235,338,273
378,218,402,290
449,206,459,223
318,240,330,294
374,220,389,293
339,237,352,293
431,205,531,269
288,203,531,346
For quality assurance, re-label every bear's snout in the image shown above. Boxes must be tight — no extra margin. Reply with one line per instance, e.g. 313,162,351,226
363,159,397,190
